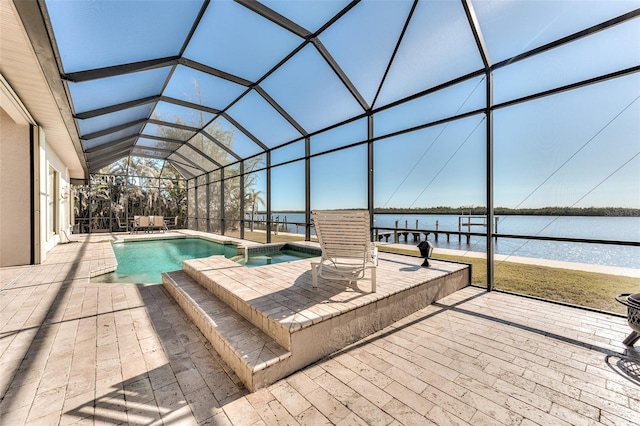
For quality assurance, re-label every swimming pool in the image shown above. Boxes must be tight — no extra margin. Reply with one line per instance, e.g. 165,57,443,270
236,248,318,267
92,238,237,284
234,242,321,267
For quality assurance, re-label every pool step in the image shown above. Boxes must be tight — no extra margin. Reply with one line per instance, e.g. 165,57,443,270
162,270,292,391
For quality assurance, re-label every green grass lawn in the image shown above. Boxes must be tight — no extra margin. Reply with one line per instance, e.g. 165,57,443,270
378,245,639,315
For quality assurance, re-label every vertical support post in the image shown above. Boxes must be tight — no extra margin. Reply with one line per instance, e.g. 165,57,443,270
305,137,311,241
367,114,374,240
220,168,225,235
205,172,210,233
486,71,495,291
463,0,493,290
266,151,271,243
186,179,190,230
239,163,244,239
193,178,198,232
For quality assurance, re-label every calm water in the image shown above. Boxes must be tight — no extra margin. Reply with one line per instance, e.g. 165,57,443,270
92,238,320,283
92,238,237,284
237,249,317,267
259,213,640,269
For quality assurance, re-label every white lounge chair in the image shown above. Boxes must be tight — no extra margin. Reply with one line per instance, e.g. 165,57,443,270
150,215,167,232
134,215,150,233
311,210,378,292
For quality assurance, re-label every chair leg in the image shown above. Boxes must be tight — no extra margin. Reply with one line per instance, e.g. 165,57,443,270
371,267,376,293
623,330,639,346
311,262,319,288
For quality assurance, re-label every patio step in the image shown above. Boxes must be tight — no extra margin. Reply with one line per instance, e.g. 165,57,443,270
162,270,291,391
181,256,293,351
168,253,470,392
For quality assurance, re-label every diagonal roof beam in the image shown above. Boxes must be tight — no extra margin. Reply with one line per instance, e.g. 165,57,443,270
314,0,361,37
178,0,210,56
221,113,269,151
311,38,369,111
87,148,132,169
64,56,181,83
169,161,197,179
75,95,159,119
131,146,175,155
254,86,307,136
235,0,312,39
137,134,186,146
180,58,254,87
159,96,221,115
462,0,491,69
129,153,171,162
130,149,172,160
81,118,147,140
147,118,200,133
84,136,136,154
202,131,242,162
492,8,640,71
372,0,418,109
494,65,640,110
150,5,214,152
85,145,134,161
171,151,208,173
183,142,223,169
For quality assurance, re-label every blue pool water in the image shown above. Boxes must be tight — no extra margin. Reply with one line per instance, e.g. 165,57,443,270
92,238,237,284
236,249,317,267
92,238,320,284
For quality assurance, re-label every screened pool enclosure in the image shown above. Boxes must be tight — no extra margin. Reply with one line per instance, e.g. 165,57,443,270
19,0,640,299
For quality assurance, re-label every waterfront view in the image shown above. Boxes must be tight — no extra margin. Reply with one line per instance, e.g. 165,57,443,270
251,213,640,269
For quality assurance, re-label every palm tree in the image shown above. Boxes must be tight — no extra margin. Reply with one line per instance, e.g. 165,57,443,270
245,189,265,232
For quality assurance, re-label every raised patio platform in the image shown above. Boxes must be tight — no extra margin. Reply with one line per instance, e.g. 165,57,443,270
162,251,470,391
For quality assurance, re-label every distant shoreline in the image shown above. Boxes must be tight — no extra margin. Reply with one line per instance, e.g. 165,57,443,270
264,207,640,217
376,207,640,217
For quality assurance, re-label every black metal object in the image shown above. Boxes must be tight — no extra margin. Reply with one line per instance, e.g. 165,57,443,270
417,240,433,267
615,293,640,346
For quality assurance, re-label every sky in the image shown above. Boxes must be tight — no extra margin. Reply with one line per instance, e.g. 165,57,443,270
46,0,640,210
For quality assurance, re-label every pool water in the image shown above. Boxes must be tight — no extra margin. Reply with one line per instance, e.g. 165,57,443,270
92,238,237,284
238,249,317,267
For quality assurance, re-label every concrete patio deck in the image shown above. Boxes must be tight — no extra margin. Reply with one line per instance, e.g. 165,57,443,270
163,243,468,392
1,233,639,425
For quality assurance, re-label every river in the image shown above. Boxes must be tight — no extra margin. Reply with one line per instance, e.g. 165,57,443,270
252,213,640,269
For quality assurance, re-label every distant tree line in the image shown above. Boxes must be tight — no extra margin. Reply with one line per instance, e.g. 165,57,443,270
374,206,640,217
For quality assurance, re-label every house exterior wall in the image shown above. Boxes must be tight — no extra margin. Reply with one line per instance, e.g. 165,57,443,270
0,107,32,266
1,87,73,267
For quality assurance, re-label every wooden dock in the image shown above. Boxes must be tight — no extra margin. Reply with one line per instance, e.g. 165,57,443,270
375,228,483,244
376,215,500,245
